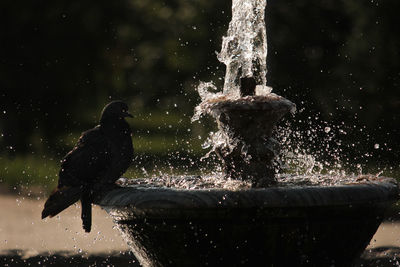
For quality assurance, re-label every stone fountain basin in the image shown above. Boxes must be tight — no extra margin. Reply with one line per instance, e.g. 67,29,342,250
97,177,399,267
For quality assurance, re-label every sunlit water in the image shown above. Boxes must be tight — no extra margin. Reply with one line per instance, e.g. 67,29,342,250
118,174,374,190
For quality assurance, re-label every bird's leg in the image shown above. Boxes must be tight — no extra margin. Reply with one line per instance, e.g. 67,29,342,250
81,186,92,233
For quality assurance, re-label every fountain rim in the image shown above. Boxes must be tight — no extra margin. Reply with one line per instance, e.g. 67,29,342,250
96,177,399,210
200,93,296,113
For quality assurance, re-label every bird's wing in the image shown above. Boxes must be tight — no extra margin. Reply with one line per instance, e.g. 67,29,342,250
58,126,112,187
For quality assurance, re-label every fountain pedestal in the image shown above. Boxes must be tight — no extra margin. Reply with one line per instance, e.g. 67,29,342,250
203,94,295,186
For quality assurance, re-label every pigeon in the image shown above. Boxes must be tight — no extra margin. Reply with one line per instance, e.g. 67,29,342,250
41,100,134,232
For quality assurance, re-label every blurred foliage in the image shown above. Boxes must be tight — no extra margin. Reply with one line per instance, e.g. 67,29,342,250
0,155,59,190
0,0,399,187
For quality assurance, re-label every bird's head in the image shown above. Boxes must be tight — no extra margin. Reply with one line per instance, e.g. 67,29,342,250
100,101,133,123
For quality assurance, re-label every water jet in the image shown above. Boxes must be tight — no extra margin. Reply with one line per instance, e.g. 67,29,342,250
96,0,399,266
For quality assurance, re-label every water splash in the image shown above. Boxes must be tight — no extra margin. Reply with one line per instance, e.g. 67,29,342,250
119,173,374,189
192,81,223,122
276,115,344,178
191,0,385,185
274,109,387,180
120,176,252,191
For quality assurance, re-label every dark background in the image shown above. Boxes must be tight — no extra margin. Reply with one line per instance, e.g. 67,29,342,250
1,0,399,189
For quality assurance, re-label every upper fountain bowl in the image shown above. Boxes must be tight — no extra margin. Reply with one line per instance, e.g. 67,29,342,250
198,93,296,186
202,94,295,139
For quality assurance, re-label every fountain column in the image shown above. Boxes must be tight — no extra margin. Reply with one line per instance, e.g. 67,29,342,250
209,93,295,187
196,0,295,186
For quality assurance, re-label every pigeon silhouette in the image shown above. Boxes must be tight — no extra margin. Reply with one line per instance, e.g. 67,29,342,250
42,101,134,232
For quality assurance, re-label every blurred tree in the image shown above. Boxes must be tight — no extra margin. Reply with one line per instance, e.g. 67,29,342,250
0,0,230,155
0,0,398,165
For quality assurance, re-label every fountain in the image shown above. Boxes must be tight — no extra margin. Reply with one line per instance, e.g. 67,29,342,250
95,0,399,266
192,0,295,187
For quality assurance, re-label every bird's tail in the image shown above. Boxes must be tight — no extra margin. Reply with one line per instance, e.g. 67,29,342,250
81,189,92,233
41,186,82,219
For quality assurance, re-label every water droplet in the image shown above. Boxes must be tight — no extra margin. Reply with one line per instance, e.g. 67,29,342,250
374,144,379,149
324,127,331,133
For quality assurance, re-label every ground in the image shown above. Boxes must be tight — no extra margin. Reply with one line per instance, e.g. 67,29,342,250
1,193,400,266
